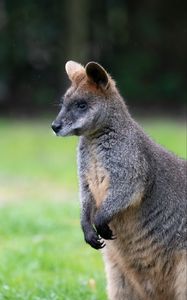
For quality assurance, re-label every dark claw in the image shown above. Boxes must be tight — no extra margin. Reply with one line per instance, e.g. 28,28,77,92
110,235,117,240
100,242,106,248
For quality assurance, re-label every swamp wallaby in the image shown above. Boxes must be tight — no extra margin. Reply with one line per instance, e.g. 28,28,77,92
52,61,187,300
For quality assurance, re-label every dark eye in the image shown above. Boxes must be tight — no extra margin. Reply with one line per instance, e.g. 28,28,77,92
76,101,88,111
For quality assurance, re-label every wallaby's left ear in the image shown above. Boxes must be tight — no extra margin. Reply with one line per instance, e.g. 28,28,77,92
85,62,109,89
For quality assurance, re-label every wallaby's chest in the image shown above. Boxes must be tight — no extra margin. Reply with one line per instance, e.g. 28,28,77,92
84,144,110,208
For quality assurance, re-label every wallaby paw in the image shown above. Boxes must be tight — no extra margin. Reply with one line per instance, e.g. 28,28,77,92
94,216,114,240
84,230,106,250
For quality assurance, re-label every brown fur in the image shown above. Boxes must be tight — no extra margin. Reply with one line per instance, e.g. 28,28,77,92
102,206,186,300
86,167,109,208
86,145,109,208
174,251,187,299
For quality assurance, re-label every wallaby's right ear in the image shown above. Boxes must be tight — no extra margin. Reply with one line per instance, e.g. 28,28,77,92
85,62,109,89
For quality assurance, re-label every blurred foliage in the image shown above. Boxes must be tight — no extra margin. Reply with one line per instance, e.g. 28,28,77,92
0,0,186,115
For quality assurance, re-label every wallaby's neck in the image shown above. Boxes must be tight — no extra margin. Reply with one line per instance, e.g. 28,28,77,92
86,96,133,140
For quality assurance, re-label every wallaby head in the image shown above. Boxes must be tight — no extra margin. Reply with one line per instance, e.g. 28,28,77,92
51,61,124,137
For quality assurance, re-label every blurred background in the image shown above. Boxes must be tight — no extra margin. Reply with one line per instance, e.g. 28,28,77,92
0,0,187,116
0,1,186,299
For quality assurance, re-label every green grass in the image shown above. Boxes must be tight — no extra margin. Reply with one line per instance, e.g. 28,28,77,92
0,201,105,300
141,118,186,159
0,118,186,299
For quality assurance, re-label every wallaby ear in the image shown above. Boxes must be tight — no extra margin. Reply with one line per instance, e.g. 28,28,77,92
65,60,85,82
85,62,109,88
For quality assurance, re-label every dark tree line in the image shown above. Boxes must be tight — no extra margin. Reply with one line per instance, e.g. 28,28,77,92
0,0,186,115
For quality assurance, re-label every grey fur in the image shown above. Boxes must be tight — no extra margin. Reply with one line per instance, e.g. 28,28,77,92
52,61,187,299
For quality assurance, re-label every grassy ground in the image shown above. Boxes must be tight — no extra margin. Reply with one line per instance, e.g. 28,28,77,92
0,118,186,300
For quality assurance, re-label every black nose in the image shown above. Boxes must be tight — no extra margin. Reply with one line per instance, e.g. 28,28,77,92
51,122,62,133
